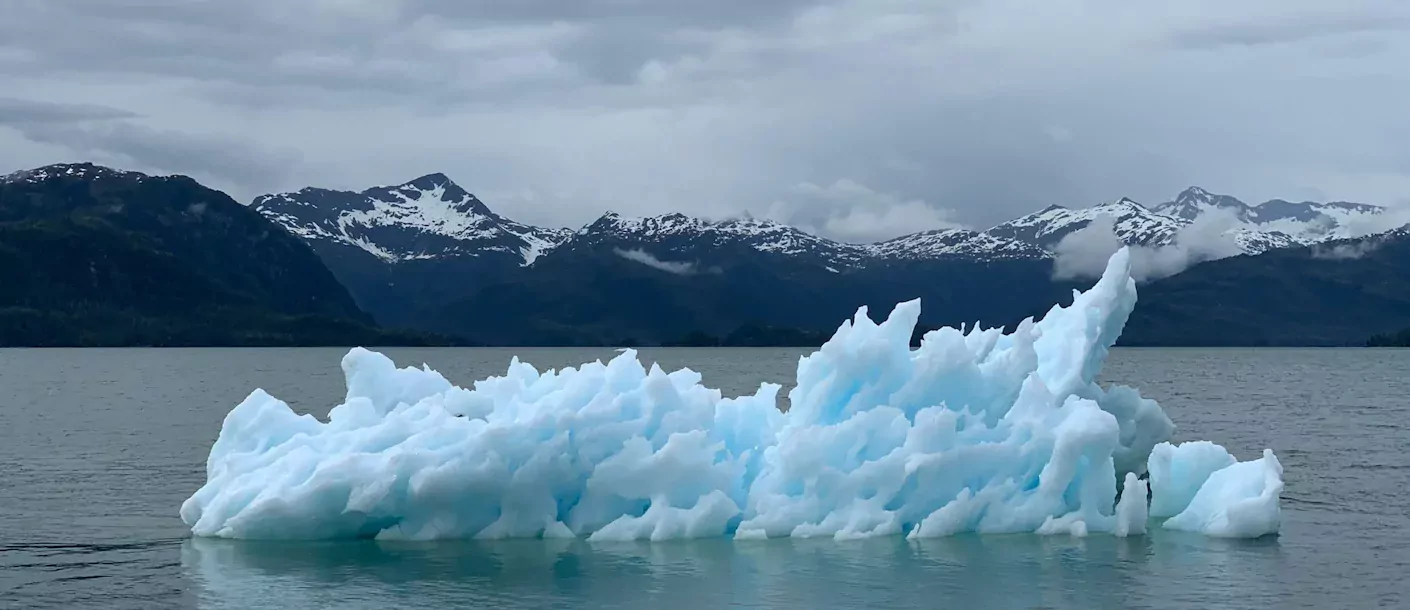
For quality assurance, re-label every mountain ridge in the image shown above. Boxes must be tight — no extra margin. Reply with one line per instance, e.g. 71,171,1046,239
1156,186,1382,241
1123,225,1410,346
252,173,569,265
250,174,1388,270
5,161,1405,347
240,172,1405,346
0,162,448,346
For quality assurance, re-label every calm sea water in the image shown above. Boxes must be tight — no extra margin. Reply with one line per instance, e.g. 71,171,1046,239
1,347,1407,609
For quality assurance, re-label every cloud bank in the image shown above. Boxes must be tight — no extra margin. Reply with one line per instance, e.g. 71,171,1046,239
765,179,965,243
1338,204,1410,239
1311,241,1382,260
1053,209,1245,282
2,0,1409,237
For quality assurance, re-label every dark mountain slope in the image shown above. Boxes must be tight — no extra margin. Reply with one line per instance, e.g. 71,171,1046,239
427,237,1079,346
1122,229,1410,346
0,163,442,346
251,174,567,328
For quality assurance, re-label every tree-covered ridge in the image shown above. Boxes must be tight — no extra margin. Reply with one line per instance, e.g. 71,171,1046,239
0,164,448,347
1368,328,1410,347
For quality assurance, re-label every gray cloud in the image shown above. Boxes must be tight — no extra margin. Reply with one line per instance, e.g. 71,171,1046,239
1312,241,1380,260
18,122,300,189
0,97,299,193
408,0,823,26
1,0,1408,234
765,179,964,243
0,98,139,124
1168,13,1410,49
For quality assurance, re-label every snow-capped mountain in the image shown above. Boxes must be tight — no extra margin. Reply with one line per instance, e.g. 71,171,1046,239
978,191,1379,257
1228,228,1300,253
3,162,148,185
986,198,1186,249
252,173,569,265
250,174,1392,274
867,228,1049,260
1154,186,1384,243
565,211,1052,266
1157,186,1253,222
562,211,873,269
248,173,1069,269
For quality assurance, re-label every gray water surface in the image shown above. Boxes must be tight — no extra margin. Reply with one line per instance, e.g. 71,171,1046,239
1,347,1407,609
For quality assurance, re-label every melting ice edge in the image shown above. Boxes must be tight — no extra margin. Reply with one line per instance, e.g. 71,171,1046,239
181,248,1283,541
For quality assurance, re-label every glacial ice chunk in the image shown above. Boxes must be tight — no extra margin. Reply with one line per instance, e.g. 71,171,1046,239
1161,448,1283,538
179,247,1280,541
1147,441,1237,518
1113,472,1149,538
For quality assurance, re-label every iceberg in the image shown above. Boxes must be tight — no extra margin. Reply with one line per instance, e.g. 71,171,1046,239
1161,448,1284,538
1148,441,1237,518
179,248,1283,541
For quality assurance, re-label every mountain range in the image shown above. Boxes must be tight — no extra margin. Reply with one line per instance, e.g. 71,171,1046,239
253,176,1385,269
4,162,1407,346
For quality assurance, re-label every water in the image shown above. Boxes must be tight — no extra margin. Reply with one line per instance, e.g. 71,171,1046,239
1,347,1407,609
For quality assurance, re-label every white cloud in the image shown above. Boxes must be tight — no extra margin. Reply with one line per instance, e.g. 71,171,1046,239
1311,241,1381,260
1053,208,1245,282
614,248,699,274
765,179,963,243
1051,216,1126,281
1338,203,1410,239
1310,223,1408,259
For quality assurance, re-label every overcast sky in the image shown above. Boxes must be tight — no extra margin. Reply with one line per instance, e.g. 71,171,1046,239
3,0,1409,241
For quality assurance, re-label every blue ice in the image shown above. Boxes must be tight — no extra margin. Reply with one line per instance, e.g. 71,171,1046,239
179,248,1283,541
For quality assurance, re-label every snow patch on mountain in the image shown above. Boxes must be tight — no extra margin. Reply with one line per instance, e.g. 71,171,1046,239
572,211,871,268
984,191,1372,263
3,162,147,185
1229,228,1300,253
868,228,1049,260
1155,187,1385,243
513,225,570,266
253,174,570,265
1158,186,1252,222
986,198,1186,250
337,183,493,241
